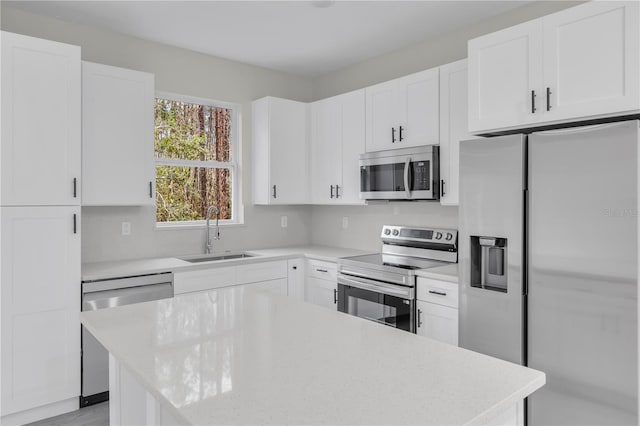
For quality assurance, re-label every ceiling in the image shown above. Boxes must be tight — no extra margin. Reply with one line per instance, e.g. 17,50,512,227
5,1,531,76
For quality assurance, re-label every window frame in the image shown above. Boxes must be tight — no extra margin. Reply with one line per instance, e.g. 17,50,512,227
153,91,242,229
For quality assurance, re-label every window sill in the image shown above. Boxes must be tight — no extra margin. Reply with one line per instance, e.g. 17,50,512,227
155,221,245,231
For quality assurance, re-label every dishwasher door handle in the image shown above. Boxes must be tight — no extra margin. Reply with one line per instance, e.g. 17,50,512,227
82,282,173,311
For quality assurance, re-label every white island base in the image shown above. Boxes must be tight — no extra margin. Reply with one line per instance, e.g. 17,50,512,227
109,354,525,426
80,287,542,426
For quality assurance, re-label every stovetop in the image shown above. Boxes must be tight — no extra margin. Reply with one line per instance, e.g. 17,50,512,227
341,253,449,271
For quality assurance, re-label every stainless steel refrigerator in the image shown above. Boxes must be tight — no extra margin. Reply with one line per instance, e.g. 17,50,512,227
459,120,638,425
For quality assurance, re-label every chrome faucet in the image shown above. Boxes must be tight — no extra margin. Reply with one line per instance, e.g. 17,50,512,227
205,205,221,254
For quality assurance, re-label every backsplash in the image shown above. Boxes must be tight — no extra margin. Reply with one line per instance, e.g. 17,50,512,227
81,205,312,263
310,203,458,251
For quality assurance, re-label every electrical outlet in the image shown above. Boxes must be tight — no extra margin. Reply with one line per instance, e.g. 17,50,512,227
281,216,288,228
342,216,349,229
121,222,131,236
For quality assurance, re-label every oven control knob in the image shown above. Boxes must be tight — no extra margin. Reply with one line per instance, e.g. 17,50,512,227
435,232,443,240
392,229,399,236
384,229,391,235
445,233,453,241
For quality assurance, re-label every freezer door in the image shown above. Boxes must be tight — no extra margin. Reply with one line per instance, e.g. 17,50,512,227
458,135,525,365
528,121,638,425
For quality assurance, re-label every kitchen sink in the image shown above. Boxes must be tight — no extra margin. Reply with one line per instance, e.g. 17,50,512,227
180,253,256,263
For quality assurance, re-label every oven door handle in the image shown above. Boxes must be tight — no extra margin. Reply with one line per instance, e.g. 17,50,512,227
338,274,414,299
404,157,411,198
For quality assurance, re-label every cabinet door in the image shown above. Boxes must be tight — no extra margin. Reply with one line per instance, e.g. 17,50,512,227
305,277,337,310
1,206,80,415
287,258,304,301
542,1,639,121
244,278,288,297
310,97,342,204
416,300,458,346
82,62,155,206
399,68,440,147
365,79,398,152
1,32,81,206
339,89,366,205
439,60,472,206
468,20,543,133
268,98,309,204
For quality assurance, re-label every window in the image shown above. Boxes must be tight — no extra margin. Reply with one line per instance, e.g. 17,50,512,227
154,94,239,225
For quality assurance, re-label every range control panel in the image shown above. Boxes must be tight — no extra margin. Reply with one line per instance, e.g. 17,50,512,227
381,225,457,244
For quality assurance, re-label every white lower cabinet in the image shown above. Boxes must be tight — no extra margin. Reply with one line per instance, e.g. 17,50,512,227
1,206,81,421
287,258,304,301
242,278,288,296
304,259,338,309
174,266,236,295
416,301,458,346
174,260,289,296
416,277,459,346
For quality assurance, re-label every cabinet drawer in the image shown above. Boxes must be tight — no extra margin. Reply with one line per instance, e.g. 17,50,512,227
306,259,337,281
416,277,458,308
236,260,287,284
174,266,236,295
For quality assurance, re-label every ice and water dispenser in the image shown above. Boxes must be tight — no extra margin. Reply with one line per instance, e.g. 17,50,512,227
470,236,508,293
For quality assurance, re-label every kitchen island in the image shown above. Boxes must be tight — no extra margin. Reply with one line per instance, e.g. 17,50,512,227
80,286,544,425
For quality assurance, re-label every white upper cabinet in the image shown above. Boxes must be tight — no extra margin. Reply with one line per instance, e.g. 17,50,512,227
1,31,81,206
252,97,309,205
366,68,439,152
439,59,472,207
1,206,80,416
311,89,365,205
82,62,155,206
468,20,543,133
542,1,639,121
469,1,639,134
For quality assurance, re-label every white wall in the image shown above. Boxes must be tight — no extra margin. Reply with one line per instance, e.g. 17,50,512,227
1,6,314,263
307,0,582,252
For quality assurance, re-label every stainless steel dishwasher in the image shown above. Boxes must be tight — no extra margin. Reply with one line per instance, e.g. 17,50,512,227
81,272,174,407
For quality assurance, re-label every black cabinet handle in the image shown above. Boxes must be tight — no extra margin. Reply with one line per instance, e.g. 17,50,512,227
417,308,423,327
546,87,552,111
73,178,77,198
333,288,338,304
399,126,404,142
149,181,153,198
531,90,536,113
441,179,446,197
335,184,340,198
316,268,328,273
391,127,396,143
330,185,334,199
272,185,277,199
429,290,447,296
73,214,77,234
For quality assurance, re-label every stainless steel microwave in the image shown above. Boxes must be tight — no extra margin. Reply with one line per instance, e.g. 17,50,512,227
359,146,440,201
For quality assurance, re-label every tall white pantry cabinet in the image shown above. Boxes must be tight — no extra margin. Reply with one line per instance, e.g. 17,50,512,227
1,32,82,425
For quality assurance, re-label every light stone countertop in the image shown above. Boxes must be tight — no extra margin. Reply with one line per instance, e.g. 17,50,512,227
416,263,459,283
80,286,545,425
82,245,373,281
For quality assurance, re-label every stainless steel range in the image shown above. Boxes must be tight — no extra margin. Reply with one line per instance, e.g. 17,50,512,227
337,225,458,333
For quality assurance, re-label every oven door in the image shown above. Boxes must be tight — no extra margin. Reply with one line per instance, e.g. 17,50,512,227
337,274,415,333
359,149,439,200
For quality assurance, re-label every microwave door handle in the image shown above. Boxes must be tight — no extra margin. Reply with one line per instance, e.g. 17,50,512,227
404,157,411,197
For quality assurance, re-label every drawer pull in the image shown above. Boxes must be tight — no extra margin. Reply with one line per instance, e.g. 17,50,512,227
316,268,328,273
428,290,447,296
417,308,423,327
